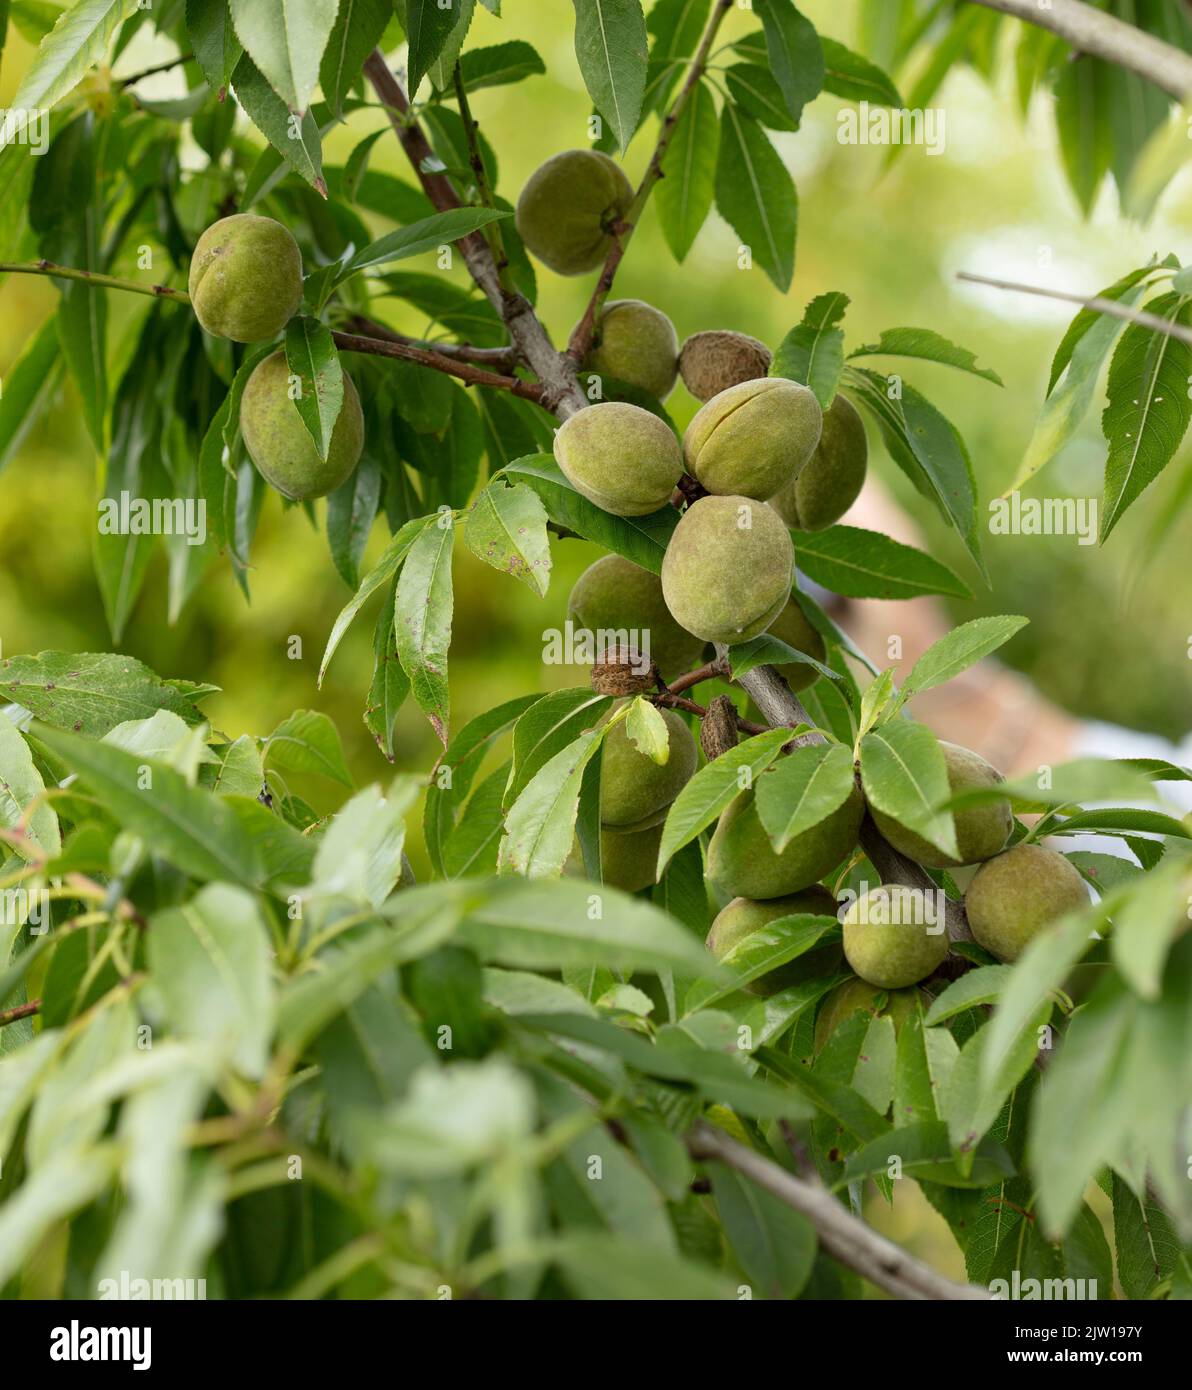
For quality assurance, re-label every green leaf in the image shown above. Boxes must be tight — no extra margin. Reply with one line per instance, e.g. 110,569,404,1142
770,291,849,409
572,0,648,152
284,316,344,461
231,51,326,195
549,1232,736,1300
148,884,275,1078
327,454,381,590
647,0,710,60
981,903,1100,1095
943,1005,1051,1163
0,708,61,859
228,0,337,112
37,728,265,888
711,1160,816,1298
625,697,669,764
504,689,612,809
656,78,718,261
403,0,463,97
685,914,838,1012
188,0,244,92
0,1143,120,1288
860,720,958,861
1044,806,1191,839
724,62,798,133
340,206,511,278
0,652,206,737
726,632,842,685
395,517,456,745
1,0,138,136
715,103,797,292
924,965,1013,1026
820,36,901,106
795,523,972,601
1055,56,1113,215
754,742,855,853
458,878,714,976
266,709,352,787
320,0,390,115
499,456,679,573
657,727,792,874
0,315,60,476
1112,1173,1180,1300
1100,292,1192,541
320,514,434,684
463,479,552,597
842,1120,1013,1189
848,327,1003,386
1109,856,1189,1000
894,1005,959,1124
364,581,409,761
311,778,418,907
902,616,1028,698
459,40,546,91
498,728,605,878
756,0,823,122
845,367,984,577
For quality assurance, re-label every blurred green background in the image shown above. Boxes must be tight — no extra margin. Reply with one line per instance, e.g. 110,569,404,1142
1,0,1185,1292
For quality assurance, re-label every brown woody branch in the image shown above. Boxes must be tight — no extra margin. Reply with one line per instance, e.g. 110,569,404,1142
0,999,41,1028
967,0,1192,99
331,330,544,401
687,1121,991,1300
343,314,520,369
362,50,588,417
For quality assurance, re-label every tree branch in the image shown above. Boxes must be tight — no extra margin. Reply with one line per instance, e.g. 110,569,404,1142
0,259,189,301
0,999,41,1029
567,0,735,364
966,0,1192,99
956,270,1192,347
453,62,515,296
362,50,588,418
687,1120,991,1300
343,314,520,369
331,330,544,401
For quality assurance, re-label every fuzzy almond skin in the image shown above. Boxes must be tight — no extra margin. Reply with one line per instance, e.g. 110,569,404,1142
679,330,772,401
661,495,794,645
813,978,923,1053
766,597,826,694
871,741,1013,869
568,554,705,680
684,377,823,500
188,214,303,343
771,394,868,531
515,149,634,276
842,886,950,988
240,351,364,501
581,299,679,401
965,843,1090,962
600,823,664,893
707,784,864,900
554,401,682,516
706,887,840,995
600,705,697,830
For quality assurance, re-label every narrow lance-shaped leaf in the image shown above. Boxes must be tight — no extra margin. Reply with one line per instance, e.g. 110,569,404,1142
859,720,958,862
656,78,718,262
715,104,797,293
771,292,849,410
320,0,391,116
284,316,344,461
396,516,456,745
901,616,1028,698
228,0,338,113
795,524,972,601
572,0,649,153
464,479,552,597
339,206,512,279
848,328,1003,386
1099,291,1192,541
231,52,325,195
756,0,824,122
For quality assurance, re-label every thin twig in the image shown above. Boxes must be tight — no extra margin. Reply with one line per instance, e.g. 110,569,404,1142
453,63,515,295
663,659,729,696
344,314,519,369
966,0,1192,100
119,52,194,88
0,259,189,302
0,999,41,1029
956,270,1192,346
568,0,735,364
331,330,544,401
687,1121,991,1300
